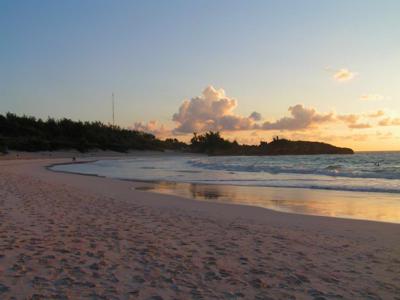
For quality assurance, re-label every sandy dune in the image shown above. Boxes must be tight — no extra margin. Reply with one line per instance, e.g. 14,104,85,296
0,157,399,299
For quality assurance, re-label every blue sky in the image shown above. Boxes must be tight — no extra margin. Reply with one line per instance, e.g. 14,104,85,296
1,0,400,150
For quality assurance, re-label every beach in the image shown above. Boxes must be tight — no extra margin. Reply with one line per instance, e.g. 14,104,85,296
0,154,399,299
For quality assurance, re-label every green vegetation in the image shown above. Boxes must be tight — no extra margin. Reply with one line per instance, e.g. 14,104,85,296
0,113,167,153
190,132,240,154
0,113,353,155
189,131,354,155
0,137,8,154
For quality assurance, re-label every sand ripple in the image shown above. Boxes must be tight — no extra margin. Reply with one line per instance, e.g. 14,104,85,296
0,168,399,299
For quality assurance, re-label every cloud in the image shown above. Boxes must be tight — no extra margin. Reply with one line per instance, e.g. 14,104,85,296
367,110,385,118
262,108,378,131
333,68,357,82
136,86,391,139
172,86,260,133
171,86,379,133
378,117,400,126
360,94,384,101
133,120,170,136
261,104,334,131
348,122,371,129
337,113,373,129
337,114,360,124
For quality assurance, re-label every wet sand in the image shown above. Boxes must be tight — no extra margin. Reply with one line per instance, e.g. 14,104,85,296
132,182,400,224
0,156,399,299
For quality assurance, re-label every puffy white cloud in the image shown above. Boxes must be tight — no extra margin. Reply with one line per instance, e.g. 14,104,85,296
172,86,260,133
333,68,356,82
261,104,334,131
171,87,381,133
135,86,391,138
133,120,170,136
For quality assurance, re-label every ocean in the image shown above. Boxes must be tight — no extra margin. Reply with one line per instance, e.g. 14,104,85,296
51,152,400,223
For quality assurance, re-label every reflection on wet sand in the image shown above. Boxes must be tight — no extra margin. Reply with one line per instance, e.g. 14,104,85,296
136,182,400,223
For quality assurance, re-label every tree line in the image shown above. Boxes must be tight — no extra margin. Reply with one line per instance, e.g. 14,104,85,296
0,113,184,153
190,131,353,155
0,113,353,155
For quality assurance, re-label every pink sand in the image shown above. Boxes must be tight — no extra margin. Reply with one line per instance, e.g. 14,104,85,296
0,154,399,299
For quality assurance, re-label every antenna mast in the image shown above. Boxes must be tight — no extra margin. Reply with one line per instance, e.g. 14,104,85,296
112,93,115,127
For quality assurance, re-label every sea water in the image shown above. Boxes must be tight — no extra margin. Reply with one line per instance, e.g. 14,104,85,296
53,152,400,193
51,152,400,223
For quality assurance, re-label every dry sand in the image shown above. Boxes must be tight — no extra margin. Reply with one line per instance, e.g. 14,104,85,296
0,155,399,299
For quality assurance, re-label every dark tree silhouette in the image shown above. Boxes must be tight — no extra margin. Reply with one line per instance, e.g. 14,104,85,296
0,113,168,152
188,131,353,155
0,113,353,155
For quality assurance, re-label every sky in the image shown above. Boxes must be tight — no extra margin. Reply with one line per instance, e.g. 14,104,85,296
1,0,400,151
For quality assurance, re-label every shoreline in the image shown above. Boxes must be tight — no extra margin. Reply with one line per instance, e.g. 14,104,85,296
49,158,400,224
49,159,400,194
3,156,400,232
2,155,400,238
0,155,399,299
